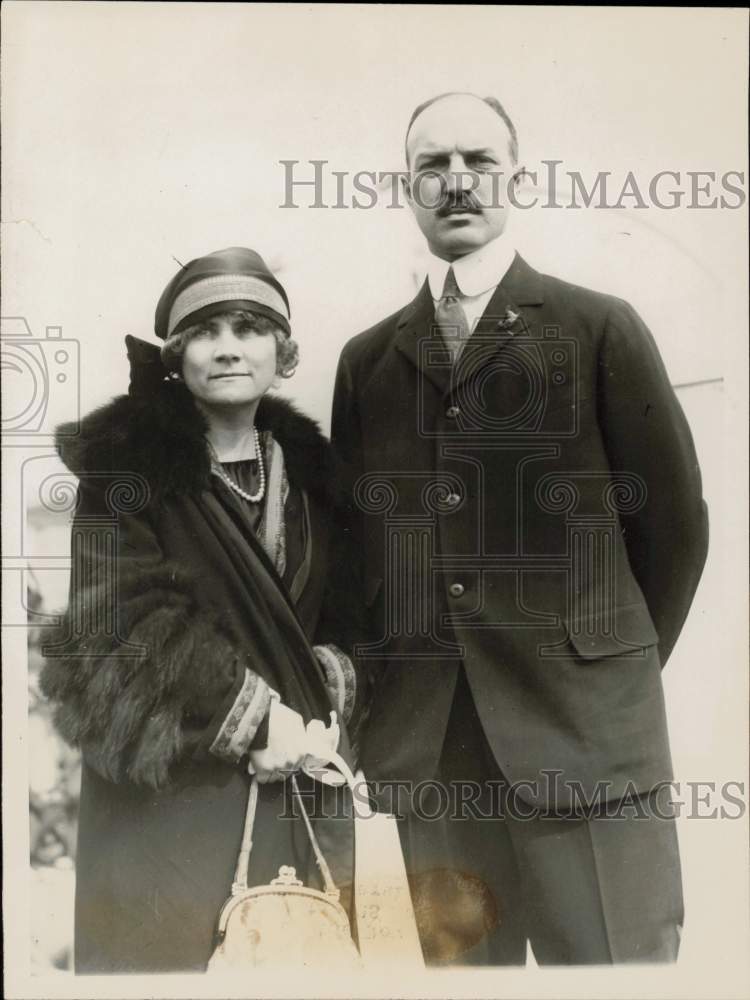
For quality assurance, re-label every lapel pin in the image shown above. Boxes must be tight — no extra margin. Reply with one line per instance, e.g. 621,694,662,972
496,308,520,332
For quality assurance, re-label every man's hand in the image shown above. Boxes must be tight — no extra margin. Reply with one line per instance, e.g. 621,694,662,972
248,701,308,784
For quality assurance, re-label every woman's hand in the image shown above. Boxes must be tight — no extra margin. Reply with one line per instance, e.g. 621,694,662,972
248,701,308,783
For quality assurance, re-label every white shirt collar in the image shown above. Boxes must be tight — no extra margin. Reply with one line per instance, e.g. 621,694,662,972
427,231,516,300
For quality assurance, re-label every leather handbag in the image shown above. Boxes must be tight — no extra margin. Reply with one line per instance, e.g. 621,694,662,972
207,773,362,971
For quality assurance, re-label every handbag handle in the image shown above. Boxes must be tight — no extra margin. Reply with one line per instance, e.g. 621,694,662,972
232,774,339,898
231,777,259,895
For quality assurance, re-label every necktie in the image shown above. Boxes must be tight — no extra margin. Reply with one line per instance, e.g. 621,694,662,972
435,266,470,363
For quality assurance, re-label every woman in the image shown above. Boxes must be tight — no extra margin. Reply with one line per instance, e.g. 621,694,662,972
40,247,362,973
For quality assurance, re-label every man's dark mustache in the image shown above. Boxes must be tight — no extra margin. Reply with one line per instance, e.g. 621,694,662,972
437,192,483,217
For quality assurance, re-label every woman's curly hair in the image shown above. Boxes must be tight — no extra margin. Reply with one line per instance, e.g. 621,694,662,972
160,310,299,379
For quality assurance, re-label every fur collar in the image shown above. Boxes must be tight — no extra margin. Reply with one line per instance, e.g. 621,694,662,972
57,338,334,502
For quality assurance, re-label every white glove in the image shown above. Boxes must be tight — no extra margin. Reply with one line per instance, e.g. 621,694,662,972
302,712,344,784
248,704,342,784
248,700,308,783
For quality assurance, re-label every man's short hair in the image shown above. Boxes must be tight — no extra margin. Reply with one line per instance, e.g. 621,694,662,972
405,92,519,167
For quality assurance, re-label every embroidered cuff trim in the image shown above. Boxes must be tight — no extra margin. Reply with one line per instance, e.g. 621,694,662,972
314,644,356,724
209,669,272,763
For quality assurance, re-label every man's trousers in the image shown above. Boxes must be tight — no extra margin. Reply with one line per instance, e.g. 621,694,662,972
396,669,683,965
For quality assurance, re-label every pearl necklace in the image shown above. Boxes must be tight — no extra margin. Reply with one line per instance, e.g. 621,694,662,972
209,427,266,504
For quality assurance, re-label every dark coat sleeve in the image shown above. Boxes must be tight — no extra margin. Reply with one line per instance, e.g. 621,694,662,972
597,298,709,666
40,477,274,790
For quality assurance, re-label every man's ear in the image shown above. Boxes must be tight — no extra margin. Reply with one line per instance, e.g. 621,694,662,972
511,165,527,187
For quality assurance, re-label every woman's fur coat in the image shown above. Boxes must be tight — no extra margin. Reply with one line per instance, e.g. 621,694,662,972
39,339,357,971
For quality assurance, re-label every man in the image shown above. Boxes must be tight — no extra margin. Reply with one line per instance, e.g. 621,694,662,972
330,92,708,965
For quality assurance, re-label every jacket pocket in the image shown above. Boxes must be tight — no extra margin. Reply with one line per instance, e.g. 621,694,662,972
565,601,659,660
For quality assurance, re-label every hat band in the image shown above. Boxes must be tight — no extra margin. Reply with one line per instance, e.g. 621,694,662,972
167,274,289,337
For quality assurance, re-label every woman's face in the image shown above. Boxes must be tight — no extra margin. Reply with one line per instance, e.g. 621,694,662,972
181,313,279,411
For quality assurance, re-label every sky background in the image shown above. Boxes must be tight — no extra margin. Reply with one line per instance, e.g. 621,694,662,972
2,5,749,997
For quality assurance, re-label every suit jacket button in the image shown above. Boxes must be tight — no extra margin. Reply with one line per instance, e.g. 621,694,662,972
449,583,465,598
446,406,460,419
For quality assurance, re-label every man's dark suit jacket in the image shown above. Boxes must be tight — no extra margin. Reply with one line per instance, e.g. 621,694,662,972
331,254,708,809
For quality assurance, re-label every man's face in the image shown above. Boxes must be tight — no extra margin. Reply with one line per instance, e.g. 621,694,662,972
404,96,516,261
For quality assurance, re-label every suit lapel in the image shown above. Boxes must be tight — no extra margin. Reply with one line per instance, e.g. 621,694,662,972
394,280,452,394
452,253,545,394
394,253,546,397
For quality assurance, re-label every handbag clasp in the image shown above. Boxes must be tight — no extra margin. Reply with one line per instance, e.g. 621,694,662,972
270,865,303,887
